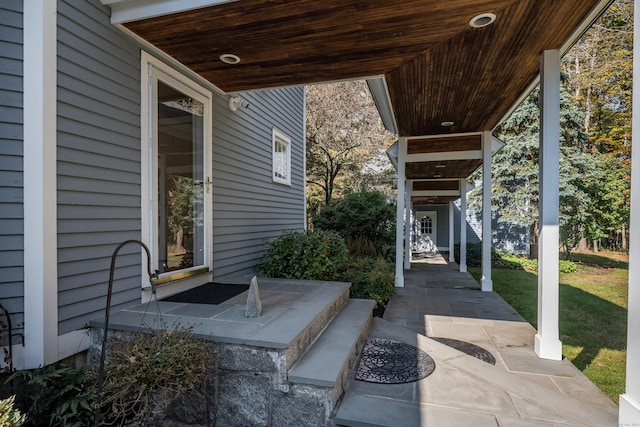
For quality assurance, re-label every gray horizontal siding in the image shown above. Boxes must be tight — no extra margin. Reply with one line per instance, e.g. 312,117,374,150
212,86,305,280
0,0,24,342
57,0,141,335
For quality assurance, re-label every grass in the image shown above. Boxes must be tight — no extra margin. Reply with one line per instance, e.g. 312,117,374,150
469,250,628,404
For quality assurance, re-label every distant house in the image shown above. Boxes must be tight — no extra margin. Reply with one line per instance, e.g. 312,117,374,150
0,1,306,369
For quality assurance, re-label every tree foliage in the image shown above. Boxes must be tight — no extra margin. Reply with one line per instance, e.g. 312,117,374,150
474,0,632,254
306,81,395,217
313,187,396,253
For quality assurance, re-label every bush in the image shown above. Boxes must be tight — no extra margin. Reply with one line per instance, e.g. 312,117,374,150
97,325,211,426
9,364,94,427
313,188,395,253
0,396,26,427
453,242,499,267
340,257,395,305
260,230,349,280
496,252,578,273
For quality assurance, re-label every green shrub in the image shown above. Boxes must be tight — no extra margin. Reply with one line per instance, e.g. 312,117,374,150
260,230,349,280
313,188,395,253
0,396,26,427
496,252,577,273
340,257,395,305
9,364,95,427
453,242,498,267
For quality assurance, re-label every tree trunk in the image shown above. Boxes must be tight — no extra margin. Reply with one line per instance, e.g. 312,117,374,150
593,239,598,252
622,224,627,251
576,238,588,252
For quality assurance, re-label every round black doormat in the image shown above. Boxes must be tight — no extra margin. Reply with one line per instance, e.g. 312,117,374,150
429,337,496,365
355,338,435,384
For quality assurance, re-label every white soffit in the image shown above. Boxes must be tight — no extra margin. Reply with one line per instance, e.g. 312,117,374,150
100,0,238,24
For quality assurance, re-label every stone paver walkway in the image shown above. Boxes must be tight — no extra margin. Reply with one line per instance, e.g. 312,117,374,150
335,255,618,426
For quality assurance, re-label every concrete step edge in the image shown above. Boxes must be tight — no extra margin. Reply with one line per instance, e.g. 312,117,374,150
288,298,375,388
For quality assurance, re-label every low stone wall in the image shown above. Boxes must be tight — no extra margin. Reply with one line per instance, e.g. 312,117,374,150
89,331,339,426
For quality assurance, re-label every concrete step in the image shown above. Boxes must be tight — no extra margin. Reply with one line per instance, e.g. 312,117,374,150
289,298,375,388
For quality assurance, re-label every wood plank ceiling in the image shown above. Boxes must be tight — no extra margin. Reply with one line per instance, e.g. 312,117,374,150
121,0,609,203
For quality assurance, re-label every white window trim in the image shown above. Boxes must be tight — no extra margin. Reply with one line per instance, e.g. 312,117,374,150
140,51,213,287
272,128,292,186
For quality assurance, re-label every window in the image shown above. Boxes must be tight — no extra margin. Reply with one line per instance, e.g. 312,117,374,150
141,53,212,283
272,128,291,185
420,216,433,234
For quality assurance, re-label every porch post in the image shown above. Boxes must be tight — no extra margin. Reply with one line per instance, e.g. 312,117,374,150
23,0,59,368
404,182,412,269
619,0,640,420
459,179,467,273
449,201,455,262
395,137,407,287
535,49,562,361
481,132,493,292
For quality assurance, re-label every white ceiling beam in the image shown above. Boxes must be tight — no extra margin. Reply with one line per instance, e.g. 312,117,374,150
405,150,482,162
100,0,237,24
412,190,461,197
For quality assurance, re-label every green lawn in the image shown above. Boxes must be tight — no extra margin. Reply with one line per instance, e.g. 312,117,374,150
469,251,628,404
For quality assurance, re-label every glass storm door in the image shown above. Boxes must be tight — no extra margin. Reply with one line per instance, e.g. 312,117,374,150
149,66,211,278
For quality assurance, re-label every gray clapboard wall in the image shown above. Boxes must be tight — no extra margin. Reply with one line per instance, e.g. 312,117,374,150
0,0,24,342
212,87,306,280
57,0,141,335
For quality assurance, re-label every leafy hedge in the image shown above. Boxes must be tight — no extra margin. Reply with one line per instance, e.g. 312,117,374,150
453,243,578,274
260,230,395,305
259,230,349,281
340,257,395,305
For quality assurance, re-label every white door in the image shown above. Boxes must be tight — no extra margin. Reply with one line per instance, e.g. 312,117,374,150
415,211,437,252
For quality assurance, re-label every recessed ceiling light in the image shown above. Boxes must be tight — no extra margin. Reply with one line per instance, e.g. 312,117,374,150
435,164,446,168
469,13,496,28
220,53,241,65
433,174,442,178
441,121,454,127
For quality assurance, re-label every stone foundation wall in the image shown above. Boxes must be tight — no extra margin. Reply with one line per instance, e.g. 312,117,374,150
89,331,336,426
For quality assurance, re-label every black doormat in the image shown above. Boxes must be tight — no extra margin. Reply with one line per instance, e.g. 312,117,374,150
430,337,496,365
162,282,249,305
355,338,436,384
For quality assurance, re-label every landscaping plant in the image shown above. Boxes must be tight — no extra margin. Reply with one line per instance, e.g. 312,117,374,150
260,230,348,280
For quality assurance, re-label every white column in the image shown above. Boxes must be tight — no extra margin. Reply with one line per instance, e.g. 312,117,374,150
481,132,493,292
449,201,455,262
535,49,562,361
620,0,640,421
395,138,407,287
404,182,412,269
24,0,59,368
459,179,467,273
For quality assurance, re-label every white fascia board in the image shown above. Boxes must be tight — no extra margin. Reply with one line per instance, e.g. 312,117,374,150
406,131,483,141
386,140,399,170
405,150,482,163
412,190,461,197
367,76,398,135
491,135,505,153
102,0,237,24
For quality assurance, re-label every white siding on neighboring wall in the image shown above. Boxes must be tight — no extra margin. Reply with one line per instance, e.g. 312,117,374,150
0,0,24,342
56,0,141,335
212,87,306,280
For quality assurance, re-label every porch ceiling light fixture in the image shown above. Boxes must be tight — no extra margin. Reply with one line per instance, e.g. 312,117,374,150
469,13,496,28
228,96,250,111
440,121,454,127
220,53,241,64
435,164,446,168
